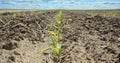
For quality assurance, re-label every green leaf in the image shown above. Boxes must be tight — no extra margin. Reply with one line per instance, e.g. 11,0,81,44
57,43,61,51
50,34,57,48
55,11,63,25
47,30,56,37
47,30,59,41
37,46,52,54
47,24,58,28
53,43,61,57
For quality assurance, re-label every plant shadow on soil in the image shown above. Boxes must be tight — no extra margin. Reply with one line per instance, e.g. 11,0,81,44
0,10,120,63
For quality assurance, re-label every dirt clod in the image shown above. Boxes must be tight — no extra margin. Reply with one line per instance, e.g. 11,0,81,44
8,56,15,62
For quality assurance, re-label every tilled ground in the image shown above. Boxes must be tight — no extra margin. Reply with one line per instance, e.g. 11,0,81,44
0,11,120,63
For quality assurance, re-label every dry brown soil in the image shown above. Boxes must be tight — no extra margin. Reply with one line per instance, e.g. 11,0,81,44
0,11,120,63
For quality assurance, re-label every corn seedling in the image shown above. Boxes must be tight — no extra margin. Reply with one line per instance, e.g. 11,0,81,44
38,11,63,58
13,13,16,17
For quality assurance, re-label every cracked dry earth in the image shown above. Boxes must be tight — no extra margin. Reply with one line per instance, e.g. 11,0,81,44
0,11,120,63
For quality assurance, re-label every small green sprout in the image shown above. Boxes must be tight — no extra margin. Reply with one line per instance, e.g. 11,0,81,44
13,13,16,17
38,11,63,58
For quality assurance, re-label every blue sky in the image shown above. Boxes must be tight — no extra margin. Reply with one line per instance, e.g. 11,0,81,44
0,0,120,9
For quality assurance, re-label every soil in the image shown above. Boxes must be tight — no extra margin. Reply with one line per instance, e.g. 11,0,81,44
0,10,120,63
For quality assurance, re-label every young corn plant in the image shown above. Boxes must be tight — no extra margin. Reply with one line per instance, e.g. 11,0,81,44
13,13,16,17
39,11,63,58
